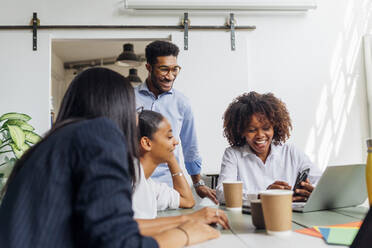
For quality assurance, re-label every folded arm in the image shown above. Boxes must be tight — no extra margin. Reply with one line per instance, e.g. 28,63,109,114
167,155,195,208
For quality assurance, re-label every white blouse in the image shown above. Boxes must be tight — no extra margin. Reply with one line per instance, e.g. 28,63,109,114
216,143,322,203
132,164,180,219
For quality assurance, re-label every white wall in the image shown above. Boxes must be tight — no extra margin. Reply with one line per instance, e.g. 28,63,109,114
1,0,372,174
51,52,67,116
0,31,51,134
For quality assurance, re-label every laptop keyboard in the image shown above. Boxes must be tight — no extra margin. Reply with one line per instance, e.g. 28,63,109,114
292,202,306,210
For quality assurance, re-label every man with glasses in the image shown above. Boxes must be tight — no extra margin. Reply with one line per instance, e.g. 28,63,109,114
134,40,218,204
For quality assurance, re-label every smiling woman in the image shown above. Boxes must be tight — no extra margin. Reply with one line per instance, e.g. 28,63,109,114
216,91,323,203
132,110,195,219
242,114,275,163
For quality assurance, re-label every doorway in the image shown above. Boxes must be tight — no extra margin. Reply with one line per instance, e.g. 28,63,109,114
50,39,163,121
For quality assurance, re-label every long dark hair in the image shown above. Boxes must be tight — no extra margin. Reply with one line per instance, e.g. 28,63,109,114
2,68,138,196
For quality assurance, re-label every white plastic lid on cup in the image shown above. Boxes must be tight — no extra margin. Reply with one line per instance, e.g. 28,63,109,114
250,199,261,204
222,180,243,184
259,189,293,196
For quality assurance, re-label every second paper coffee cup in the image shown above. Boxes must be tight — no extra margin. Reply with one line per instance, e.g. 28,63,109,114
223,181,243,210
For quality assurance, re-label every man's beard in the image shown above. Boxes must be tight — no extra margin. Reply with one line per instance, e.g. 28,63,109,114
150,72,173,94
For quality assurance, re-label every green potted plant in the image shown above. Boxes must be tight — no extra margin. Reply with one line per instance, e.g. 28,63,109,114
0,112,41,188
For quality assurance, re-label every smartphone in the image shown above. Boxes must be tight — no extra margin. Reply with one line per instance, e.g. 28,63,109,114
293,168,310,194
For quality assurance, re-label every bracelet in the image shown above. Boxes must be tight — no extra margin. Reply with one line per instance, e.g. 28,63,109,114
176,226,189,246
172,171,183,177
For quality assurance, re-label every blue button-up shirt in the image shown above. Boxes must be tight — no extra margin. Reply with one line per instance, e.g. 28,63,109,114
135,82,202,186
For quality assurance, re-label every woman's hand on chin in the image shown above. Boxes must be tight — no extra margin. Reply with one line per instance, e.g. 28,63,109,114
165,154,178,165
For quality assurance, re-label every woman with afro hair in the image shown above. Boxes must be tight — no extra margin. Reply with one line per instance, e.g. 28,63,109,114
216,92,322,203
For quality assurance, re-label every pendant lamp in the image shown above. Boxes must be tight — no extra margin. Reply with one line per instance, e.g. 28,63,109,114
128,68,142,86
116,43,142,67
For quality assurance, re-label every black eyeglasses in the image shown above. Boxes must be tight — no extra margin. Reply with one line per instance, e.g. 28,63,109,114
155,65,182,76
136,106,144,113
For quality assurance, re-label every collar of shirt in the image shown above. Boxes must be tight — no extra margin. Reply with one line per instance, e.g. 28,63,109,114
138,81,174,98
241,143,281,158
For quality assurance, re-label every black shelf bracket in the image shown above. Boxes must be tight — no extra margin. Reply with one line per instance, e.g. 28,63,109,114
228,13,236,51
182,13,189,50
32,12,39,51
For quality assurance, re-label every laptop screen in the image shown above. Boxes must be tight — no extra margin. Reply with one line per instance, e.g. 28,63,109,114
298,164,367,212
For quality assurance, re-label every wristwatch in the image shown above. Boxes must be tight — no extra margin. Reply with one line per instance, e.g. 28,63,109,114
193,179,206,188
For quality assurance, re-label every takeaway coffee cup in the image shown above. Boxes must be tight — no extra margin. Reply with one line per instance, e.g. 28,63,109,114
223,181,243,210
251,199,265,229
260,190,293,235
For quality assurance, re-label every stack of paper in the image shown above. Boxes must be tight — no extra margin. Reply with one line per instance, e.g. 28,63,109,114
295,221,362,245
314,226,359,245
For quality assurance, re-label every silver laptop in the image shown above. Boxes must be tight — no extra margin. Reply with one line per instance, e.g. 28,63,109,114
292,164,367,212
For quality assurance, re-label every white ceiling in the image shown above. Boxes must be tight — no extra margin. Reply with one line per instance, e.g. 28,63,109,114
52,39,154,63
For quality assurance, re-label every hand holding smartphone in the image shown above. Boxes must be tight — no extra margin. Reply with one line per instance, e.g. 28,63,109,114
293,168,310,194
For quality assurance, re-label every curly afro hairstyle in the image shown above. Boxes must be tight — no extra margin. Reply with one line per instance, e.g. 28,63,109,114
145,40,179,65
223,91,292,147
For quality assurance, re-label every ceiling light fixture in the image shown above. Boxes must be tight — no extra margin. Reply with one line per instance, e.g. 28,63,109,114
128,68,142,86
116,43,142,67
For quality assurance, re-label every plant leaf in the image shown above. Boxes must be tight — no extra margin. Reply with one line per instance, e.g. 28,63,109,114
1,157,16,167
8,158,17,167
7,125,25,150
9,142,24,159
0,112,31,122
20,142,30,152
24,131,41,144
2,119,34,131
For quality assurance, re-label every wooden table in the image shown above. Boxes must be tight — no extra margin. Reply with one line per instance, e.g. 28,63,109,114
157,205,369,247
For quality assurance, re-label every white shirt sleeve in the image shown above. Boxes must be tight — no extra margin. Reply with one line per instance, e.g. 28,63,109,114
148,179,180,211
216,147,239,203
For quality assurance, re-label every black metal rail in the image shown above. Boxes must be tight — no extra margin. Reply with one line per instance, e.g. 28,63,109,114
0,12,256,51
0,25,256,30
